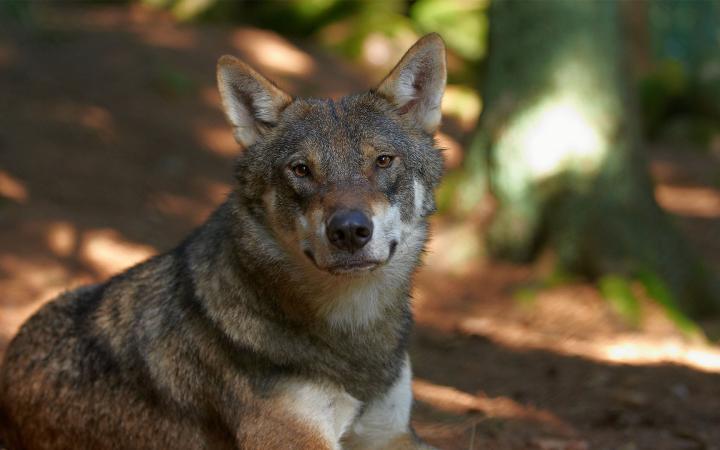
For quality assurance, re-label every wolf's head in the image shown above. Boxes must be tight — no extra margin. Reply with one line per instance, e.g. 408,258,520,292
217,34,445,281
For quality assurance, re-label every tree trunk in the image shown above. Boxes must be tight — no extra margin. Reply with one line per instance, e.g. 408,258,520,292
468,0,719,316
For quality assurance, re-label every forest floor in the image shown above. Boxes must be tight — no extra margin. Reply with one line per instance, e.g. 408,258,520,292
1,6,720,450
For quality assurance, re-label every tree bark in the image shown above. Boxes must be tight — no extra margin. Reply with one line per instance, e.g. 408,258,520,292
468,0,719,316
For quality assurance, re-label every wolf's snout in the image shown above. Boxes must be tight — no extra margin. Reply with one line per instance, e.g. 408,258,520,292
326,210,373,253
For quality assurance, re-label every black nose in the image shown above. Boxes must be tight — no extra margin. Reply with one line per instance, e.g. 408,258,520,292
326,210,373,253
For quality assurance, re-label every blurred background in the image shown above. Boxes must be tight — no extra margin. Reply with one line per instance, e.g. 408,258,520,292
1,1,720,448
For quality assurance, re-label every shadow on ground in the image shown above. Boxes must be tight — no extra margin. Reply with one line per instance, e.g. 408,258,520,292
410,326,720,450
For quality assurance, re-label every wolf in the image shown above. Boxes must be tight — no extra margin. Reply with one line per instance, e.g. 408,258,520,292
0,33,446,450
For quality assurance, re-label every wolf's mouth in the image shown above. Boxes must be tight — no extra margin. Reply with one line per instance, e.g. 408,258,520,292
303,243,398,276
325,261,383,275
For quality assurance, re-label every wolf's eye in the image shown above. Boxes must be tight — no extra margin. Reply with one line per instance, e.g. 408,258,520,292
376,155,394,168
292,164,310,178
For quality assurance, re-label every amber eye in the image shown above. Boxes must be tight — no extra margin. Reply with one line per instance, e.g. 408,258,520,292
376,155,394,168
292,164,310,178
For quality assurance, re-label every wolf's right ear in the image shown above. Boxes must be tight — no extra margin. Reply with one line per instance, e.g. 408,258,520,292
217,56,292,148
376,33,446,135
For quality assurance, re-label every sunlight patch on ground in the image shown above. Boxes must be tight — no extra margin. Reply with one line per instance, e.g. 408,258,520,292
232,29,315,77
413,379,573,434
198,178,232,207
0,225,160,353
76,105,115,140
37,101,116,142
601,340,720,371
136,23,196,49
149,181,228,225
0,170,29,203
1,292,55,345
46,221,78,258
424,221,484,275
441,85,482,132
363,33,395,67
0,255,71,301
195,123,240,158
361,31,419,70
80,229,156,277
460,317,720,373
655,185,720,219
150,192,214,224
0,255,88,348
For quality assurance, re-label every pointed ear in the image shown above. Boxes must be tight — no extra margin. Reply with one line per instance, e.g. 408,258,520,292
217,55,292,148
376,33,447,134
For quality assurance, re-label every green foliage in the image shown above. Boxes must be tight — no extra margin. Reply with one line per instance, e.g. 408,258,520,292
512,286,538,306
640,0,720,147
638,59,687,136
0,0,33,23
143,0,218,22
637,270,700,336
436,131,489,216
136,0,487,84
435,162,487,216
599,275,641,328
639,57,720,146
315,1,415,60
649,0,719,73
410,0,489,61
661,116,719,148
435,170,465,213
598,272,706,335
142,0,369,36
223,0,357,36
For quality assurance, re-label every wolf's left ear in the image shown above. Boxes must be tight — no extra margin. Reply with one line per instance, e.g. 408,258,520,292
376,33,447,135
217,55,292,148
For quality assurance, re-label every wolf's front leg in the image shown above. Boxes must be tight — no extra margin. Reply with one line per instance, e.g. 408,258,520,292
236,379,361,450
342,356,438,450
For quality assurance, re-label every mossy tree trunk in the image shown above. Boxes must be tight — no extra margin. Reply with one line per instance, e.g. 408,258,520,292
468,0,719,316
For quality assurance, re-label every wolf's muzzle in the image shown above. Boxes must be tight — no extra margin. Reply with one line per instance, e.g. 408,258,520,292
326,209,373,253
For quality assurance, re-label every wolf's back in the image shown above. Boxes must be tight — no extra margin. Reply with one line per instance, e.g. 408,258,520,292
0,267,169,450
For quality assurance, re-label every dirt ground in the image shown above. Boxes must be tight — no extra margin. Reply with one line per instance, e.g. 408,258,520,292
1,6,720,450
